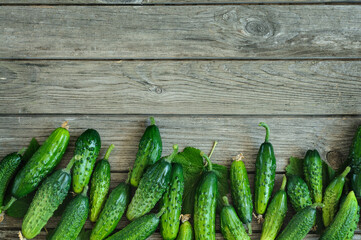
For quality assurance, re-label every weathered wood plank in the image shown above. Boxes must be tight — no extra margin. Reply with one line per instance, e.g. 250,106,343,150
1,60,361,115
0,115,359,172
1,6,360,59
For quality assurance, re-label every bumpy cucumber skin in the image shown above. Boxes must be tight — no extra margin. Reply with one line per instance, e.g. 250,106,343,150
11,127,70,199
303,150,323,203
177,221,193,240
286,175,312,212
230,158,253,228
276,205,317,240
160,163,184,240
194,171,218,240
220,202,250,240
22,169,71,239
126,159,172,221
130,120,162,187
90,182,130,240
320,191,360,240
73,129,101,194
50,192,89,240
348,125,361,198
89,159,110,222
106,213,160,240
0,153,22,207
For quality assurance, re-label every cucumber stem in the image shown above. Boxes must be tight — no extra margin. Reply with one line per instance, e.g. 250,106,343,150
200,152,213,171
81,185,89,196
180,214,191,223
233,153,244,162
0,212,3,223
104,144,115,161
222,196,230,206
156,207,166,218
280,175,287,191
65,156,77,172
18,147,26,155
150,117,156,125
247,222,252,235
18,231,26,240
341,166,351,178
259,122,270,142
2,196,17,211
164,144,179,163
208,141,218,159
61,121,69,130
126,168,132,184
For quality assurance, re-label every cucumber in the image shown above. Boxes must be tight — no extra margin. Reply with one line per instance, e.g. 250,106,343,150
90,181,130,240
176,214,193,240
286,175,312,212
130,117,162,187
89,144,114,222
11,122,70,199
160,163,185,240
220,196,250,240
126,145,178,221
261,175,287,240
194,150,218,240
22,157,75,239
50,186,89,240
106,209,165,240
303,149,323,203
322,166,350,227
230,153,253,234
320,191,360,240
276,204,321,240
254,122,276,217
72,129,101,194
348,125,361,198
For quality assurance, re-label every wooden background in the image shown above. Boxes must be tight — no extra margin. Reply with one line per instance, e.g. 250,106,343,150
0,0,361,239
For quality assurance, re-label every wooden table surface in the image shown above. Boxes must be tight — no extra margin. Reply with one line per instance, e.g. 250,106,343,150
1,0,361,239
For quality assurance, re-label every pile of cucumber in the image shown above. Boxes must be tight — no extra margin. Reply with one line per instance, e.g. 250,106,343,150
0,118,360,240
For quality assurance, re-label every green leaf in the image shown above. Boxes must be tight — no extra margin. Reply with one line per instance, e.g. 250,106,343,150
22,138,40,163
4,192,35,218
285,157,304,177
76,228,91,240
213,163,229,212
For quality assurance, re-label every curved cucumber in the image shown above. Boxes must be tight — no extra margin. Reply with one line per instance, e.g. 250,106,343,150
348,125,361,198
286,175,312,212
72,129,101,193
160,163,184,240
89,144,113,222
254,122,276,216
130,117,162,187
11,123,70,199
176,215,193,240
90,182,130,240
303,149,323,203
261,175,287,240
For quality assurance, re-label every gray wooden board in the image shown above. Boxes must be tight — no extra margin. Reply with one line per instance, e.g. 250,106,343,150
1,60,361,115
1,6,361,59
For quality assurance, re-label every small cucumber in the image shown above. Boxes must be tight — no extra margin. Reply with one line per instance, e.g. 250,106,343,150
276,204,321,240
176,214,193,240
286,175,312,212
50,186,89,240
130,117,162,187
89,144,114,222
230,153,253,234
261,175,288,240
90,181,130,240
348,125,361,198
22,157,75,239
194,150,218,240
160,163,185,240
220,196,250,240
320,191,360,240
254,122,276,216
72,129,101,194
126,145,178,221
11,122,70,199
322,166,350,227
303,149,323,203
106,209,165,240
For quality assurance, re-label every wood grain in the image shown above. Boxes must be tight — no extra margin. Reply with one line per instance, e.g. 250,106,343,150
1,6,361,59
1,60,361,115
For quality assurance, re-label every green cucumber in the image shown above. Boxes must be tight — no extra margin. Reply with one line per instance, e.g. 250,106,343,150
72,129,101,193
194,150,218,240
261,175,288,240
303,150,323,203
230,153,253,234
126,145,178,221
106,209,165,240
160,163,185,240
322,166,350,227
11,122,70,199
90,181,130,240
348,125,361,198
89,144,113,222
286,175,312,212
176,214,193,240
220,196,250,240
254,122,276,217
50,186,89,240
22,157,75,239
130,117,162,187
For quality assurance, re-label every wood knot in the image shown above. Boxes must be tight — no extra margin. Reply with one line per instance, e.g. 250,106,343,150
326,150,344,170
244,18,274,38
